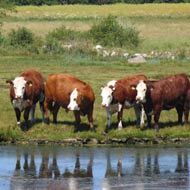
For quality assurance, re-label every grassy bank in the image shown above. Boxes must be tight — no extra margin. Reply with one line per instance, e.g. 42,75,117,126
0,55,190,143
0,4,190,143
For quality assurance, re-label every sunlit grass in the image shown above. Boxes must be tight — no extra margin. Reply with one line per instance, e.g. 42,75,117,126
9,4,190,18
1,56,190,143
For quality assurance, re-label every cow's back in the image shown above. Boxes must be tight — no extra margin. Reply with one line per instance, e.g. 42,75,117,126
45,73,92,108
114,74,147,103
150,74,189,103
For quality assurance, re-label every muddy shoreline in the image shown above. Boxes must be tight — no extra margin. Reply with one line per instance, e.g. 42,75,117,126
2,137,190,146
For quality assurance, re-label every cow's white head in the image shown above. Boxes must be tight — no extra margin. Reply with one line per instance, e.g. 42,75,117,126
67,88,80,111
101,80,117,107
6,76,33,99
136,80,147,103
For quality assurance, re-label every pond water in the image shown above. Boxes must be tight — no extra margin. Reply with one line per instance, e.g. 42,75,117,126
0,145,190,190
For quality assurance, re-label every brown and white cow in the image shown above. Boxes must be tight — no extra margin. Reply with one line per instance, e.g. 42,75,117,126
44,73,95,132
6,70,45,129
135,74,190,131
101,74,147,132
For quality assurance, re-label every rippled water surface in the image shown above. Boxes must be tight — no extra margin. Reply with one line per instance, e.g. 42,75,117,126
0,145,190,190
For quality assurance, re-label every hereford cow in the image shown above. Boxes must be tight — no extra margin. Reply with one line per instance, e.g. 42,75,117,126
44,73,95,132
101,74,147,132
135,74,190,131
6,70,45,130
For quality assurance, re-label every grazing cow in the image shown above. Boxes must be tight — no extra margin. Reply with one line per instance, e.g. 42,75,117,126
44,73,95,132
135,74,190,131
101,74,147,132
6,70,45,129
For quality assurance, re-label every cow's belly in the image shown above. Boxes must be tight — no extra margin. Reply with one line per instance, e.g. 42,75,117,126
106,104,119,115
124,100,134,108
12,99,29,111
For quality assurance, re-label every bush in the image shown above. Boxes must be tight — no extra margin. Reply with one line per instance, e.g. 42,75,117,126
47,25,82,43
43,37,64,55
8,27,34,47
89,15,140,48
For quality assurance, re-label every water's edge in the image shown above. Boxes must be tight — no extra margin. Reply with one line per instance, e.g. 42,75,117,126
2,137,190,146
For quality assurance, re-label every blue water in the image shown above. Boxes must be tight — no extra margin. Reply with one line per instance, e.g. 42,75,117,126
0,145,190,190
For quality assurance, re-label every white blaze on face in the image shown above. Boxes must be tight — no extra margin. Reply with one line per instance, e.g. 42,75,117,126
13,77,27,99
101,80,117,107
68,88,80,111
136,80,147,103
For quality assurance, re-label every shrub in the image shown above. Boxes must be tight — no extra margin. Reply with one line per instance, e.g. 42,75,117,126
43,37,64,55
46,25,81,43
89,15,140,48
8,27,34,47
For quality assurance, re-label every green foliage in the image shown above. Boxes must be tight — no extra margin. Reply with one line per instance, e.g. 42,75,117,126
43,37,64,55
46,25,80,43
90,15,139,48
8,27,34,47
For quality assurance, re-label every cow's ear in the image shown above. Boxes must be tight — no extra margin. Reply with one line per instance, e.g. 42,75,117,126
130,85,136,90
26,80,33,87
6,80,13,85
109,85,115,91
100,86,104,90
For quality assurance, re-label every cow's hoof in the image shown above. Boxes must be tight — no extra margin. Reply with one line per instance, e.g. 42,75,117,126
118,126,123,130
90,128,96,132
44,118,50,125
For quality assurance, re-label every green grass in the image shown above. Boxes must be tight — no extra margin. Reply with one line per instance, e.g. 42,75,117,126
1,4,190,54
0,4,190,143
1,55,190,143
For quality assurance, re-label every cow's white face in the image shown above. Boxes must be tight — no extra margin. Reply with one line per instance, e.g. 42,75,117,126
101,86,114,107
68,88,80,111
101,80,116,107
136,80,147,103
13,77,27,99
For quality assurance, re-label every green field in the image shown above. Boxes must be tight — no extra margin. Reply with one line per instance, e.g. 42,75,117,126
0,4,190,143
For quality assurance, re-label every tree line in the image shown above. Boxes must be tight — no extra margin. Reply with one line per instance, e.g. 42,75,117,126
7,0,190,5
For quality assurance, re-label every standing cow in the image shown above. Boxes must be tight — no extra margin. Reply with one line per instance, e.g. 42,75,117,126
44,73,95,132
101,74,147,132
6,70,45,130
135,73,190,131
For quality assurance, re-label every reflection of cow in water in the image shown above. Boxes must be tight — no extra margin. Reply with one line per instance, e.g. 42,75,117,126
63,152,93,178
10,147,190,190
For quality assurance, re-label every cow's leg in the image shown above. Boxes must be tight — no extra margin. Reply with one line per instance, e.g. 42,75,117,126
153,105,162,132
134,105,140,126
44,98,51,124
176,105,183,124
24,107,31,130
52,103,60,124
134,104,145,127
15,108,21,126
30,104,36,124
74,111,81,132
87,111,95,132
117,104,123,130
105,110,112,133
146,114,152,128
183,100,189,125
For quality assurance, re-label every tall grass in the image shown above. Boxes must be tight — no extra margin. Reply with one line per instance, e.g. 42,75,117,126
8,4,190,18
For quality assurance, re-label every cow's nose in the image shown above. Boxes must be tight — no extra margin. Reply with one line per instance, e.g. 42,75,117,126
136,96,141,103
102,103,107,108
15,95,22,99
